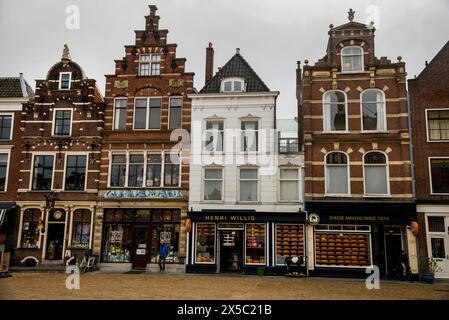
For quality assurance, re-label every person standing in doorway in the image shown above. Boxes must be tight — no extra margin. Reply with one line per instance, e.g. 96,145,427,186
158,239,169,272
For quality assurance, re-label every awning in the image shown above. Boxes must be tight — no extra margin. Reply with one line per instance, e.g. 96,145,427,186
0,209,6,227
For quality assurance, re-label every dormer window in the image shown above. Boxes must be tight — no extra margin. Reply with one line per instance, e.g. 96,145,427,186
341,46,363,73
221,78,245,93
59,72,71,90
139,54,161,76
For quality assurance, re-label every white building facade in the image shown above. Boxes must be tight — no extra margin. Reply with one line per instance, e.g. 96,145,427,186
186,48,305,274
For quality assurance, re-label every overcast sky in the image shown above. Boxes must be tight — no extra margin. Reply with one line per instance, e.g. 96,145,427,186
1,0,448,118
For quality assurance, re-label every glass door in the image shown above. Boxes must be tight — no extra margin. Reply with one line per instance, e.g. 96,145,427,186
426,216,449,278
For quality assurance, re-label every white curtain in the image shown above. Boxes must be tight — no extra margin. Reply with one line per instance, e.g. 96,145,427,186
326,166,348,194
365,166,388,194
324,93,332,131
376,91,386,131
240,181,257,201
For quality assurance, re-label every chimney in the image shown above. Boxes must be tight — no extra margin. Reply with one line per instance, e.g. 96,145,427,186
205,42,214,85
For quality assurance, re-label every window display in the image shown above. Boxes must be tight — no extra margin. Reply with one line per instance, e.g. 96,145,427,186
245,224,266,265
276,224,304,265
71,209,91,249
196,223,216,263
21,209,41,248
315,227,371,267
102,224,131,262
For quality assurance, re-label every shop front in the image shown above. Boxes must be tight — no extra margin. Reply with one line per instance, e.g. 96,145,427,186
305,201,418,279
0,203,17,255
186,211,306,275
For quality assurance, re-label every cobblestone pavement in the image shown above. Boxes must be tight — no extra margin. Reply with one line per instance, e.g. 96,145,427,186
1,272,448,300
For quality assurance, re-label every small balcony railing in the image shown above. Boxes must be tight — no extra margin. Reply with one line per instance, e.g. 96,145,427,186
278,138,299,154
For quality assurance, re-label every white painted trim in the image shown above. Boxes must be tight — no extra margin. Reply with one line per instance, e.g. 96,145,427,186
29,153,56,191
62,153,89,191
51,108,73,137
428,157,449,195
58,72,72,90
168,96,183,130
132,96,162,130
0,112,14,141
202,166,225,203
220,77,246,93
324,151,351,196
425,108,449,142
322,90,349,133
360,89,387,132
278,167,301,202
362,150,391,197
112,97,128,130
0,149,11,192
341,46,364,73
237,166,259,203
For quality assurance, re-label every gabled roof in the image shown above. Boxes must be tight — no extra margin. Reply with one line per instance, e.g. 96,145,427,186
0,74,34,99
414,41,449,80
200,52,270,93
332,21,374,31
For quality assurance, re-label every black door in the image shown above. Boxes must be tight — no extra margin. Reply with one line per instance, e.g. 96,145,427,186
384,227,404,279
219,230,243,272
131,227,150,270
46,224,65,260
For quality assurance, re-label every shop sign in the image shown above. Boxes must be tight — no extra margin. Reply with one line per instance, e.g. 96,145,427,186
136,249,146,255
328,215,391,223
104,189,186,200
204,215,256,222
111,231,123,242
160,231,172,241
307,213,320,225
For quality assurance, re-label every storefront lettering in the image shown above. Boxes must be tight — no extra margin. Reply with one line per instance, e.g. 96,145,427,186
103,189,186,200
329,215,390,222
204,215,256,222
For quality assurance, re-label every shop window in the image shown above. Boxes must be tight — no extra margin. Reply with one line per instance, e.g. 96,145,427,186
427,109,449,141
32,155,54,191
164,154,180,187
110,154,127,187
195,223,216,263
276,224,304,265
203,168,223,201
341,46,363,72
133,98,162,130
21,209,41,248
0,115,12,140
323,90,347,132
427,216,445,233
205,121,224,152
241,121,258,151
139,54,161,76
325,152,349,195
279,169,299,201
239,168,258,202
169,97,183,129
430,238,446,259
146,154,162,187
315,231,371,267
0,153,9,192
361,89,386,131
53,109,72,136
102,223,132,263
128,154,144,187
59,72,71,90
71,209,91,249
364,152,389,195
150,209,181,263
65,155,86,191
113,98,127,130
430,158,449,194
245,224,266,265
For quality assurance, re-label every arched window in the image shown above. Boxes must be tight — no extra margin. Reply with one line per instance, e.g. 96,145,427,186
221,78,245,93
323,91,347,132
341,46,363,72
71,209,92,249
364,152,389,195
325,152,350,195
361,89,386,131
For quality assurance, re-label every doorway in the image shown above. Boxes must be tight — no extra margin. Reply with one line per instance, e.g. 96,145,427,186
219,230,243,273
131,227,150,270
46,224,65,260
383,226,404,279
426,215,449,278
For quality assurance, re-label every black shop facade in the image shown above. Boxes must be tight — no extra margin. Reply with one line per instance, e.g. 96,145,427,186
185,210,306,275
305,201,418,279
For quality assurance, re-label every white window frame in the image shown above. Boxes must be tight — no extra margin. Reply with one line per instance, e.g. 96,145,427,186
322,90,349,133
202,167,224,202
69,208,94,249
278,167,300,202
112,98,128,131
0,149,11,192
362,151,391,197
52,108,73,137
132,97,162,130
220,77,246,93
127,152,145,188
341,46,364,73
240,119,259,152
428,157,449,195
194,222,217,265
168,96,183,130
238,167,259,203
360,89,387,132
63,152,89,192
29,153,56,191
425,108,449,142
58,72,72,90
324,151,351,197
0,113,14,141
108,152,128,188
138,53,161,76
203,119,225,153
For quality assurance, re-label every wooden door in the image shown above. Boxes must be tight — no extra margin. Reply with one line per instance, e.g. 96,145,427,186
131,227,150,270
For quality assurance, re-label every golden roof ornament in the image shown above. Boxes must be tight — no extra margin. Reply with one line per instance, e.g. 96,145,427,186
348,8,355,22
61,44,71,62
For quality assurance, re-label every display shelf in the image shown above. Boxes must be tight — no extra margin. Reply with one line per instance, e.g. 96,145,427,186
275,224,305,262
245,224,266,265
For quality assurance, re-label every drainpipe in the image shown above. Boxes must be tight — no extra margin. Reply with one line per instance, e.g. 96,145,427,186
406,90,416,199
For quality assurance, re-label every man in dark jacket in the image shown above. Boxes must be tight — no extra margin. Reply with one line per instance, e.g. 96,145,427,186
158,239,169,272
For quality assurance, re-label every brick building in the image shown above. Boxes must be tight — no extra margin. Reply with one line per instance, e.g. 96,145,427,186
299,9,418,278
96,5,194,272
409,41,449,279
0,74,33,262
14,46,104,266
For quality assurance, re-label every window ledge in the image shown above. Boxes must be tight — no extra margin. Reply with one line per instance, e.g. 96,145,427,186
360,131,389,134
363,195,392,198
324,194,352,198
320,131,350,134
430,193,449,196
427,140,449,143
200,200,225,204
236,201,261,204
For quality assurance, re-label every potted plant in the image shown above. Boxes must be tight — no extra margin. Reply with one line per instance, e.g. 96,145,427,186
420,256,441,284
